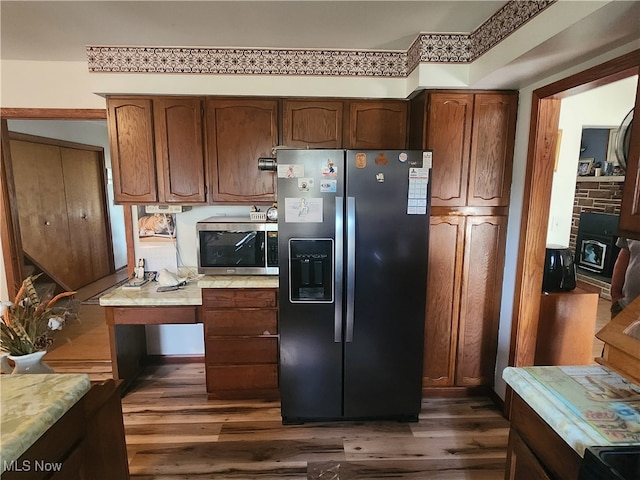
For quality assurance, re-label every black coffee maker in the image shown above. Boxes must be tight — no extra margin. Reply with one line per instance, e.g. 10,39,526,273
542,245,577,292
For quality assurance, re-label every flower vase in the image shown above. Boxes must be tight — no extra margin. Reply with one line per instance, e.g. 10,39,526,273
7,351,54,374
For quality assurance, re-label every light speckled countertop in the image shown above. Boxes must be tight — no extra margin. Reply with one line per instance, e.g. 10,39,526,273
0,374,91,472
503,365,640,456
99,275,279,306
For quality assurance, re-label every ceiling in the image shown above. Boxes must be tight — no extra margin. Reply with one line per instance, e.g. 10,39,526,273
1,1,508,61
1,1,639,89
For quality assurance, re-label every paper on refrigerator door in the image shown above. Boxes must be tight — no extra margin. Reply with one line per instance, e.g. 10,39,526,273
407,167,429,215
284,197,323,223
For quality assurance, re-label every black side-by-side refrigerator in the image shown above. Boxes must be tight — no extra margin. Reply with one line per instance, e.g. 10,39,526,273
277,149,431,423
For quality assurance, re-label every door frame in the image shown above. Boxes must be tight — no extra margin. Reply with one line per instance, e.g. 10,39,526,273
0,108,111,297
506,49,640,414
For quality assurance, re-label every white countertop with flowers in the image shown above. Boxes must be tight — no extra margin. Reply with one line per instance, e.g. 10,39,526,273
0,373,91,472
503,365,640,457
99,275,279,307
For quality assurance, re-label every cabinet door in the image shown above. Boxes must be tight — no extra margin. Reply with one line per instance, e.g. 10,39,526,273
61,147,112,286
347,101,407,149
456,215,507,386
423,216,465,387
467,93,517,207
154,97,207,203
505,430,553,480
425,93,473,207
619,83,640,236
10,139,74,284
206,99,278,203
107,97,158,203
283,100,343,148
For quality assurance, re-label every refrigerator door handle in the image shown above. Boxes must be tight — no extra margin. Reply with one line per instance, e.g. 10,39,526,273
334,196,344,342
346,196,356,343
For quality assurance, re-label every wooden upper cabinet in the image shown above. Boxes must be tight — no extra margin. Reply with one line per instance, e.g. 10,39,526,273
107,96,207,204
619,81,640,238
467,93,518,207
283,100,343,148
425,93,474,207
153,97,207,203
411,90,517,208
347,101,407,149
107,98,158,203
206,98,278,203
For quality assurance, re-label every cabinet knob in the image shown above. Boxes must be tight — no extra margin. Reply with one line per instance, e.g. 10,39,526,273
81,214,88,220
44,221,51,226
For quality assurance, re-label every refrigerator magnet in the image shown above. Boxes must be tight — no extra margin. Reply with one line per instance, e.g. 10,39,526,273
320,180,337,193
321,159,337,177
375,153,389,165
278,164,305,178
398,152,408,163
355,153,367,169
298,178,314,191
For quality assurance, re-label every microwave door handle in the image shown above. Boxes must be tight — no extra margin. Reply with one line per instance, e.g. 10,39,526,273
335,196,344,343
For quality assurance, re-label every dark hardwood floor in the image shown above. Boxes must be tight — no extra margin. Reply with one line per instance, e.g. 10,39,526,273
42,271,510,479
122,363,510,479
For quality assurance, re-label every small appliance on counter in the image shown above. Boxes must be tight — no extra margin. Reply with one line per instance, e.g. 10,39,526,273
196,216,278,275
542,244,577,292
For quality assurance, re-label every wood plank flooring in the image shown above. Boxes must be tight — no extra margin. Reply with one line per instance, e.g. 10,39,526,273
38,272,511,478
121,363,510,479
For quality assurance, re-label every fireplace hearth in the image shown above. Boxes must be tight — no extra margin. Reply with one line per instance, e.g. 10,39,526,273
575,212,620,280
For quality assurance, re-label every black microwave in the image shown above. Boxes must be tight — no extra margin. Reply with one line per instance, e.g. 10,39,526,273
196,217,278,275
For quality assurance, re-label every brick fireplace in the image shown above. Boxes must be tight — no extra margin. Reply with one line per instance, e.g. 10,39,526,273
569,177,624,298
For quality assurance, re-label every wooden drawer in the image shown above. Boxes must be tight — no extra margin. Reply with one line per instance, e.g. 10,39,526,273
202,288,277,308
109,306,199,325
206,337,278,365
206,364,278,391
204,309,277,336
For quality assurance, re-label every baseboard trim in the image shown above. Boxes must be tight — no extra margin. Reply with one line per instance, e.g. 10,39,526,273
144,355,205,365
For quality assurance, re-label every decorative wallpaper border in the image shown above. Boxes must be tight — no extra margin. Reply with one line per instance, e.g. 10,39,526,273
87,0,555,77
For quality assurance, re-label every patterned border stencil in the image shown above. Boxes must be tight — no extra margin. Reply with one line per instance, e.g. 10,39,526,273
87,0,555,77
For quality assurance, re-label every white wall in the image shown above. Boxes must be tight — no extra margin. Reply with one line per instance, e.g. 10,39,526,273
494,41,639,400
546,77,637,246
6,120,127,270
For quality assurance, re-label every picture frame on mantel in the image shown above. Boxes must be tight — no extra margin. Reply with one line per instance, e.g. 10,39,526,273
577,158,594,176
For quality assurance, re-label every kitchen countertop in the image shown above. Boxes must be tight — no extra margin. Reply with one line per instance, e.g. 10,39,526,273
99,275,279,306
0,373,91,472
503,365,640,457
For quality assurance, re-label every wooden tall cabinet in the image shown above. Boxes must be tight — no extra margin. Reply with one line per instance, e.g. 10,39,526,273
346,100,408,149
107,96,207,204
282,99,344,148
456,215,508,386
423,216,464,386
424,214,508,388
206,98,278,203
411,90,517,390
